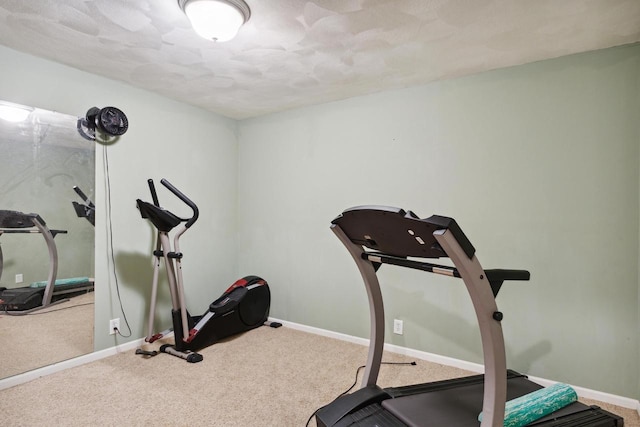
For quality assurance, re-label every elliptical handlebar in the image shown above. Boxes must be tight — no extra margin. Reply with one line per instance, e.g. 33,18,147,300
147,179,160,207
73,186,95,208
159,178,199,228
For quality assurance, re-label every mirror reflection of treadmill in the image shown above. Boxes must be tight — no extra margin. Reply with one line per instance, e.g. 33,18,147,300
0,210,93,314
315,206,623,427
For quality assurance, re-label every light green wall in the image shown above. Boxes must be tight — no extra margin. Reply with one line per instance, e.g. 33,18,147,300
2,42,639,400
0,45,239,351
238,44,640,398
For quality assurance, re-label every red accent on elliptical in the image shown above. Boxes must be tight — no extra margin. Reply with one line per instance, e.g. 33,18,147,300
223,276,267,294
186,328,198,343
147,333,163,343
224,278,248,294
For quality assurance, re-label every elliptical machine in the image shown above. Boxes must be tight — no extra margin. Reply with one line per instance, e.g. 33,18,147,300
136,178,271,363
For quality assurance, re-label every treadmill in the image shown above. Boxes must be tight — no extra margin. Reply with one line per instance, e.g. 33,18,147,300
0,210,93,314
315,206,623,427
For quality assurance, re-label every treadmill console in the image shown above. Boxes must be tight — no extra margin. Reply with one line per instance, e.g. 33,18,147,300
331,205,475,259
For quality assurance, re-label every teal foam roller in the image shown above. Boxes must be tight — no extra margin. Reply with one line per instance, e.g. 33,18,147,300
30,277,91,288
478,383,578,427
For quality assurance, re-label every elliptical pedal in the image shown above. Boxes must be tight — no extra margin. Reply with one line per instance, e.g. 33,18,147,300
135,349,159,358
160,344,203,363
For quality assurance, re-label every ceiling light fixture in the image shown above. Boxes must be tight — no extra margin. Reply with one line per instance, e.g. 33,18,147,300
178,0,250,42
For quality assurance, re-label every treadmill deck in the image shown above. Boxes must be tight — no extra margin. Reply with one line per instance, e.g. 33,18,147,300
320,372,624,427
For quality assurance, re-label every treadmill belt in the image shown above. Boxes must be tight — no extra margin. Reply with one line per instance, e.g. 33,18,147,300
381,375,623,427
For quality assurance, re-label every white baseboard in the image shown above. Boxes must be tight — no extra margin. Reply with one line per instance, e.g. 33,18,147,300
273,317,640,412
526,374,639,411
3,318,639,417
0,338,144,391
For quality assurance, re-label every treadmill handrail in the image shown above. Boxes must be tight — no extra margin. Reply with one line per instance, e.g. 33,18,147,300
363,252,530,296
363,252,461,278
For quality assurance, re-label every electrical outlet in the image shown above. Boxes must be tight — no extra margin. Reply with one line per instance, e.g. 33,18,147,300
15,273,23,284
393,319,403,335
109,318,120,335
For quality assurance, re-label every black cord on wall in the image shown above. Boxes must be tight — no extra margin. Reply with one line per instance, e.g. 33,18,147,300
103,144,132,338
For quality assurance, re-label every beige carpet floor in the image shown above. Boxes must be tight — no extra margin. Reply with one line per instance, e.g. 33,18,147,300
0,325,637,426
0,291,94,379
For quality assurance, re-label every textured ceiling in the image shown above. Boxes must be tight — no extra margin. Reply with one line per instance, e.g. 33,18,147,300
0,0,639,120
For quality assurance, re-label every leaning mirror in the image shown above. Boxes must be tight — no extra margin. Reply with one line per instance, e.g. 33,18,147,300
0,100,95,379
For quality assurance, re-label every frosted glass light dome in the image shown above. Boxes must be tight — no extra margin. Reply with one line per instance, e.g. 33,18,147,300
179,0,250,42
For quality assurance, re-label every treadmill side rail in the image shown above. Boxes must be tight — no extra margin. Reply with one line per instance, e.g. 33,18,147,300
433,228,507,427
332,224,386,388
